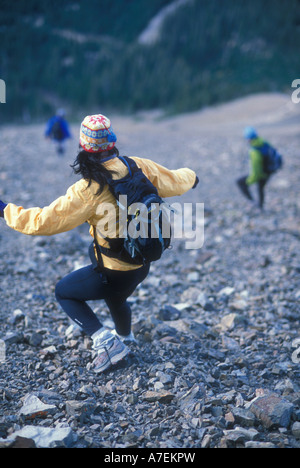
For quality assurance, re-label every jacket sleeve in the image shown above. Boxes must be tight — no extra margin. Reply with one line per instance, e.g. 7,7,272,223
246,149,267,185
3,180,95,236
44,117,55,137
132,157,197,197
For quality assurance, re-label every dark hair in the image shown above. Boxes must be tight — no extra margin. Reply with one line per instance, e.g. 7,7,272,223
71,147,119,195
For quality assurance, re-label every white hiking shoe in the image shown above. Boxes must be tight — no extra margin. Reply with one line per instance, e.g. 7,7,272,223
92,329,130,373
111,329,137,344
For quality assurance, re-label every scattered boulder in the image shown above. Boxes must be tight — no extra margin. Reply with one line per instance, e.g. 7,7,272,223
9,425,76,448
19,394,57,421
249,393,294,429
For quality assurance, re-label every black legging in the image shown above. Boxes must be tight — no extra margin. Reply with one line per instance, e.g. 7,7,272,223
55,263,150,336
237,175,269,209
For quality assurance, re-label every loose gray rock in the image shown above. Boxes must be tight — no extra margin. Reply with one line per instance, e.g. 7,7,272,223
9,425,76,448
19,394,57,421
0,96,299,448
249,394,294,429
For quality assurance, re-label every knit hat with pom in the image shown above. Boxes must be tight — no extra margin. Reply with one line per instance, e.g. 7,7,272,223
79,114,117,153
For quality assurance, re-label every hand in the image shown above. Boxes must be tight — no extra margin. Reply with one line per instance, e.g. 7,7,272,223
192,176,199,189
0,200,7,218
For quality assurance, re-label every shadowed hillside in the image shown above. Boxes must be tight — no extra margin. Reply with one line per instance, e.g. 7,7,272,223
0,0,299,122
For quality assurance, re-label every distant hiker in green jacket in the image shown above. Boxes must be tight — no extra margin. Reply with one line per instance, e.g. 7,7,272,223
237,127,272,210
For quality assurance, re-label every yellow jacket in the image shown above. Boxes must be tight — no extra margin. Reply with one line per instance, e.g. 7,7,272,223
4,156,197,271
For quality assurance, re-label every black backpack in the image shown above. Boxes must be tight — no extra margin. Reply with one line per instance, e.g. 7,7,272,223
255,142,283,174
51,119,64,141
93,156,172,267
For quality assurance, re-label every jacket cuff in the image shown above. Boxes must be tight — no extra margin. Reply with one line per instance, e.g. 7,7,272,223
0,201,7,218
192,175,199,189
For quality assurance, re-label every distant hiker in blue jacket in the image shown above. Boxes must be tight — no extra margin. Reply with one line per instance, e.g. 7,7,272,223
45,109,71,155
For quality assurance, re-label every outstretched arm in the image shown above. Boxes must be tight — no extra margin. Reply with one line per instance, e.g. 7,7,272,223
1,180,96,236
132,157,198,198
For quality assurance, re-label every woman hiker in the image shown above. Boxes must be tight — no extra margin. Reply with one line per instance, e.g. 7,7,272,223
0,114,198,374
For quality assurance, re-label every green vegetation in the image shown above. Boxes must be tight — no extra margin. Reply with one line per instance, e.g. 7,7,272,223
0,0,299,123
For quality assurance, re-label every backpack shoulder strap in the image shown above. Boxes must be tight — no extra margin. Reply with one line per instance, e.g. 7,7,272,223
253,141,273,155
117,155,140,176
